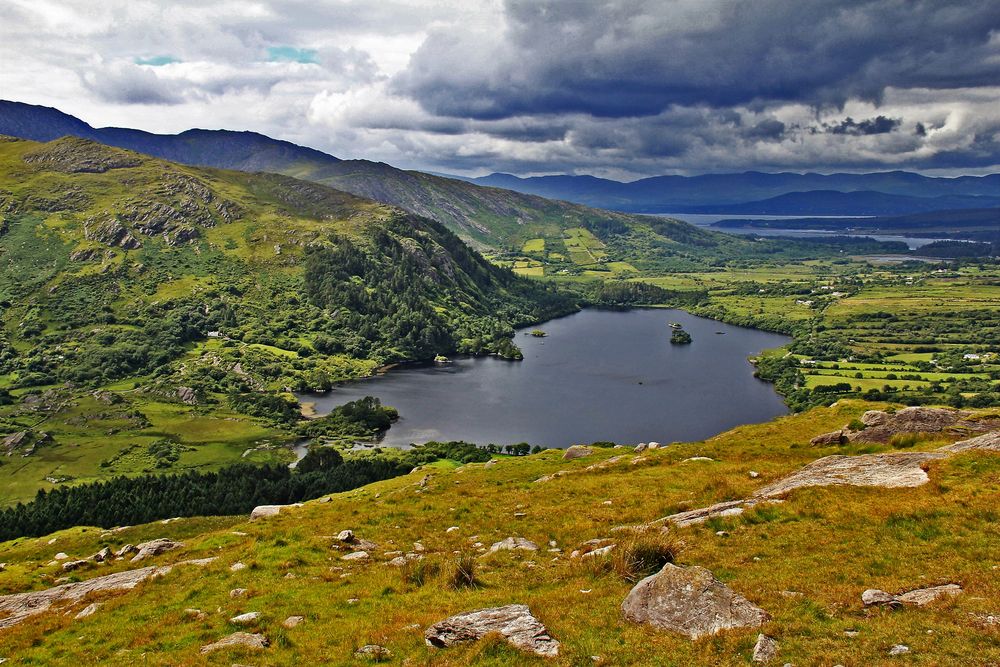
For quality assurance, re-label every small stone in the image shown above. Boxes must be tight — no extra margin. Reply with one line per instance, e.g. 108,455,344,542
487,537,539,554
337,529,355,542
230,611,262,625
752,634,778,663
230,588,247,598
54,552,68,560
91,547,112,563
888,644,909,656
581,545,615,559
862,589,900,608
749,471,760,479
62,560,88,572
75,603,101,619
282,615,305,629
342,551,370,561
230,561,247,572
446,526,460,533
354,644,391,661
184,608,207,619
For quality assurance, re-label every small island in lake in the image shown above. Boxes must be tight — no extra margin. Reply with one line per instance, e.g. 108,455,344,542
670,328,693,345
530,329,548,337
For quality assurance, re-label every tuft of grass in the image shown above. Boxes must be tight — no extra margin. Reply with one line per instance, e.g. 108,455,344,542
400,558,439,587
448,552,479,590
602,527,681,583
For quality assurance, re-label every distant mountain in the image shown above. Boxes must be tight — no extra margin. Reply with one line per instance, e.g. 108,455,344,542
714,207,1000,240
0,100,702,250
686,190,1000,216
467,170,1000,215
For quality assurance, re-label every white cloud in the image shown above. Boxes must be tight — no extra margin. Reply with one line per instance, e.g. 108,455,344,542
1,0,998,177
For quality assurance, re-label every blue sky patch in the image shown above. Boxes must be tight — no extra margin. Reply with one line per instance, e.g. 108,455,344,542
134,55,180,66
266,46,318,64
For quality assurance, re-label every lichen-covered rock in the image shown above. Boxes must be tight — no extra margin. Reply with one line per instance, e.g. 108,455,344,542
354,644,392,661
424,604,560,657
562,445,593,460
752,634,778,663
754,451,947,497
199,631,269,654
864,584,962,608
230,611,262,625
250,503,302,521
129,538,182,562
0,557,214,629
621,563,770,639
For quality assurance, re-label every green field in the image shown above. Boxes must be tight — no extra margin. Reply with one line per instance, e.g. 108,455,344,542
521,238,546,253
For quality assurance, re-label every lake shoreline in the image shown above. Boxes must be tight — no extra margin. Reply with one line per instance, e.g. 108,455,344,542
298,308,791,449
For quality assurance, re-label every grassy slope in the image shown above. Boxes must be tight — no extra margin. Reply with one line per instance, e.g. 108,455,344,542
1,400,998,665
0,136,566,504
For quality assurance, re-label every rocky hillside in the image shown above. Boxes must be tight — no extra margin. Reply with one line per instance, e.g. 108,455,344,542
1,401,998,664
0,135,573,502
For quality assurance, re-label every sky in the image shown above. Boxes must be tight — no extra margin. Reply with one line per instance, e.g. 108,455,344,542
1,0,999,180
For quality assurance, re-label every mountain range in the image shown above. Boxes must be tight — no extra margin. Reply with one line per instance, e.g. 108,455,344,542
467,170,1000,216
4,100,997,237
0,101,664,250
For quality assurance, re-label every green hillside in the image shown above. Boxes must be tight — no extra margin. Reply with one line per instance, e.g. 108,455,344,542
0,135,573,503
1,401,998,665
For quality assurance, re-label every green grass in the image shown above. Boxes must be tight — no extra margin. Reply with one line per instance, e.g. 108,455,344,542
3,401,999,664
521,238,545,253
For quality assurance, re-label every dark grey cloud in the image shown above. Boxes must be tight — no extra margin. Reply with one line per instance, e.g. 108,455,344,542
2,0,999,176
396,0,1000,119
824,116,901,136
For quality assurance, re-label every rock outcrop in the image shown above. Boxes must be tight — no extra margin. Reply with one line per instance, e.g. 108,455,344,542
754,451,946,497
810,407,998,446
621,563,770,639
863,584,962,608
424,604,560,657
0,557,214,629
23,137,143,173
663,425,1000,528
199,631,269,654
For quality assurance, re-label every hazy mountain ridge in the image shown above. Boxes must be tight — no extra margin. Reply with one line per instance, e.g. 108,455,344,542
467,170,1000,215
0,101,715,250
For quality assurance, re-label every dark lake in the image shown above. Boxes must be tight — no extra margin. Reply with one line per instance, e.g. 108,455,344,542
299,309,791,448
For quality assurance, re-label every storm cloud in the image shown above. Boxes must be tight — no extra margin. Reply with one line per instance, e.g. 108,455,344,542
1,0,999,177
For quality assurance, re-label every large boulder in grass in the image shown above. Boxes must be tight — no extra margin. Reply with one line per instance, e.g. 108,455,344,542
424,604,560,657
250,503,302,521
753,451,947,497
562,445,593,460
621,563,770,639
